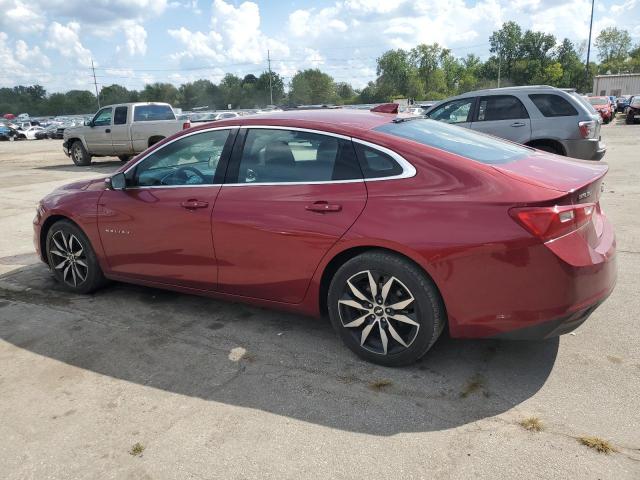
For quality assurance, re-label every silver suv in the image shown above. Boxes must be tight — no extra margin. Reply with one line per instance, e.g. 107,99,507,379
424,86,605,160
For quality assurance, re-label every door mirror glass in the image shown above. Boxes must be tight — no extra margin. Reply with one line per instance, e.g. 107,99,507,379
108,172,126,190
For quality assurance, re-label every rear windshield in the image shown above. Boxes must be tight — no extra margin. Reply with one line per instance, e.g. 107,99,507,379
134,104,175,122
374,119,529,164
529,93,579,117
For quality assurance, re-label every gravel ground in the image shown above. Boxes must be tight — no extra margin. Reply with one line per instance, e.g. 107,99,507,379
0,122,638,479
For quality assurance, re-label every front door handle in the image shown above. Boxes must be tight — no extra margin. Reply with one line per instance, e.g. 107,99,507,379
181,199,209,210
305,201,342,213
105,128,111,133
510,122,526,127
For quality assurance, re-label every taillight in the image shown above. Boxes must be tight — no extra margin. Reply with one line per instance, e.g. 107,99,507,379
182,122,191,130
578,120,597,139
509,203,596,242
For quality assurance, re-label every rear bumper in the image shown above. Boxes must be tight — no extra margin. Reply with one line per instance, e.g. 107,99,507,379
563,138,606,161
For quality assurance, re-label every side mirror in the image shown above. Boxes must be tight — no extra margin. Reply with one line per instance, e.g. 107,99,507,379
106,172,126,191
86,120,94,127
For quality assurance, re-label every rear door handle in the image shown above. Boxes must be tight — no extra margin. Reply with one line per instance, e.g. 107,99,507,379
305,201,342,213
510,122,526,127
181,199,209,210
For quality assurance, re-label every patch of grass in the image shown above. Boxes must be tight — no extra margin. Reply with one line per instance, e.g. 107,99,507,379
579,436,616,454
519,417,544,432
129,442,145,457
369,379,392,391
460,374,485,398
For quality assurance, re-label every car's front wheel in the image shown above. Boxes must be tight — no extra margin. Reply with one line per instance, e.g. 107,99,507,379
71,141,91,166
328,251,445,366
46,220,106,294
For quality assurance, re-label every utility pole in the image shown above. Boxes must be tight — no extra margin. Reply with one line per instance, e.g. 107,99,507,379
91,59,101,109
585,0,595,92
267,49,273,105
497,40,502,88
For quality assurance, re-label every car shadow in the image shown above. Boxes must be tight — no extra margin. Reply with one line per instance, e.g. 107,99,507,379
35,159,123,173
0,262,559,436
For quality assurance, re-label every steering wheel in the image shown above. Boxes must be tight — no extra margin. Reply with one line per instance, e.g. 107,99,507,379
162,165,206,185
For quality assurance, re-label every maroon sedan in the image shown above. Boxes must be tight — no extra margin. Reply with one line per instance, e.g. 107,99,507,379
34,108,616,366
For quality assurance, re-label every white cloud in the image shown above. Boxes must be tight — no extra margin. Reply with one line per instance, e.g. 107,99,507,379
46,22,93,68
34,0,168,25
125,23,148,56
0,0,46,33
0,32,51,86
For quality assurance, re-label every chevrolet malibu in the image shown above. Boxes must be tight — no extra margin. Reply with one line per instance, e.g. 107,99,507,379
34,107,617,366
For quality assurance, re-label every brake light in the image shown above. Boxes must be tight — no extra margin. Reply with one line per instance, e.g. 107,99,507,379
578,120,597,139
182,122,191,130
509,203,596,242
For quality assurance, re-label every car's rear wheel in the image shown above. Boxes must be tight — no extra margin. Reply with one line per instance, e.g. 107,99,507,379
46,220,106,294
328,251,445,366
71,141,91,166
118,155,132,162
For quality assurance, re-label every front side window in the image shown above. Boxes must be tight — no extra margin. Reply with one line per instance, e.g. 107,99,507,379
132,130,230,187
114,106,128,125
476,95,528,121
529,94,578,117
233,129,361,184
375,119,529,165
93,108,112,126
426,98,474,124
133,104,176,122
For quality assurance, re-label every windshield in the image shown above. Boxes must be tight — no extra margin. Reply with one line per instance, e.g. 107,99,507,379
631,98,640,107
375,119,529,165
588,97,608,105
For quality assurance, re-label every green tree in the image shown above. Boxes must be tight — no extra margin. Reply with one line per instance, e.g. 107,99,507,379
255,71,285,105
335,82,356,103
100,84,137,106
489,21,523,79
139,83,179,105
63,90,98,114
289,69,335,105
595,27,632,70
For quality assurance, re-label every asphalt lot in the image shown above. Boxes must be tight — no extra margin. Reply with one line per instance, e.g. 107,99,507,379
0,121,638,479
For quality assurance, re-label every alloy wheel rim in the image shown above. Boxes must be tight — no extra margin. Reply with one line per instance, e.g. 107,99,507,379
338,270,419,355
50,230,88,287
73,146,82,163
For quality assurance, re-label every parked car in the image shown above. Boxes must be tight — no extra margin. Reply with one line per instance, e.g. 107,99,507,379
587,96,613,124
21,125,45,140
190,111,241,123
35,129,50,140
63,102,190,166
424,86,605,160
625,96,640,124
34,108,616,366
0,125,19,141
616,95,631,112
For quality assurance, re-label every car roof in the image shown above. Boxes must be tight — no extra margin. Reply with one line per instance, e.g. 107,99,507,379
197,109,396,135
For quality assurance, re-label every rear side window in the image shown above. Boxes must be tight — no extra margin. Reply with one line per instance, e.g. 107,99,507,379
354,144,403,178
477,95,528,121
375,119,529,165
528,94,578,117
134,104,176,122
114,106,128,125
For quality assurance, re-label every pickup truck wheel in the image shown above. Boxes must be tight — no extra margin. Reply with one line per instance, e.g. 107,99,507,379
118,155,132,162
71,141,91,166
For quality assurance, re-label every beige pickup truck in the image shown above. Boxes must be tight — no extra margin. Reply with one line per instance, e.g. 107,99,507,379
63,102,189,166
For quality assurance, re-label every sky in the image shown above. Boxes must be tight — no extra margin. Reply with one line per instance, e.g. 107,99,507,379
0,0,639,93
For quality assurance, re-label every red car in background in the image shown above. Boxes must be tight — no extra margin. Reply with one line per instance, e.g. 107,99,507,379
33,108,617,366
588,96,614,123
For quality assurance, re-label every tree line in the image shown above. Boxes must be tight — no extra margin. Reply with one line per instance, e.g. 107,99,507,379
1,24,639,117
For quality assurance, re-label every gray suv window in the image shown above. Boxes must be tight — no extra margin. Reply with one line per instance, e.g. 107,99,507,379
375,119,529,164
476,95,528,121
529,94,578,117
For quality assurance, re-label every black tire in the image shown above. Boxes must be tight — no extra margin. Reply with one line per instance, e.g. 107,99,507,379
534,144,561,155
118,155,132,162
45,220,106,294
71,140,91,166
327,251,445,367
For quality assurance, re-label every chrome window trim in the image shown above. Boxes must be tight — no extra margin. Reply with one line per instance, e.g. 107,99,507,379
121,124,416,190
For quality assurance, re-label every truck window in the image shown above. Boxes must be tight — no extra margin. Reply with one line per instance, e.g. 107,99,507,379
114,106,128,125
93,108,112,126
134,105,175,122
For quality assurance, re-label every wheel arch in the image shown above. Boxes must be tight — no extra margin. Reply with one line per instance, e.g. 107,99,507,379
39,214,87,265
148,135,165,148
525,138,567,156
317,244,447,322
67,137,88,150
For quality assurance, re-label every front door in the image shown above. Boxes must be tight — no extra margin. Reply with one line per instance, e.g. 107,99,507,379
98,128,234,290
470,95,532,144
85,107,114,155
212,128,367,303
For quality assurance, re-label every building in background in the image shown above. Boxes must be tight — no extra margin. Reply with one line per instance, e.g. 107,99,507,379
593,74,640,97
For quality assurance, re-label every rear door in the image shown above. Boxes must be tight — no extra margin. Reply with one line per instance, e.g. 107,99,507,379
211,127,366,303
85,107,114,155
110,105,133,154
470,95,531,144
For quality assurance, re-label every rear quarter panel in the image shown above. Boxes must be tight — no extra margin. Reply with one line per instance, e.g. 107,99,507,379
130,121,183,152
